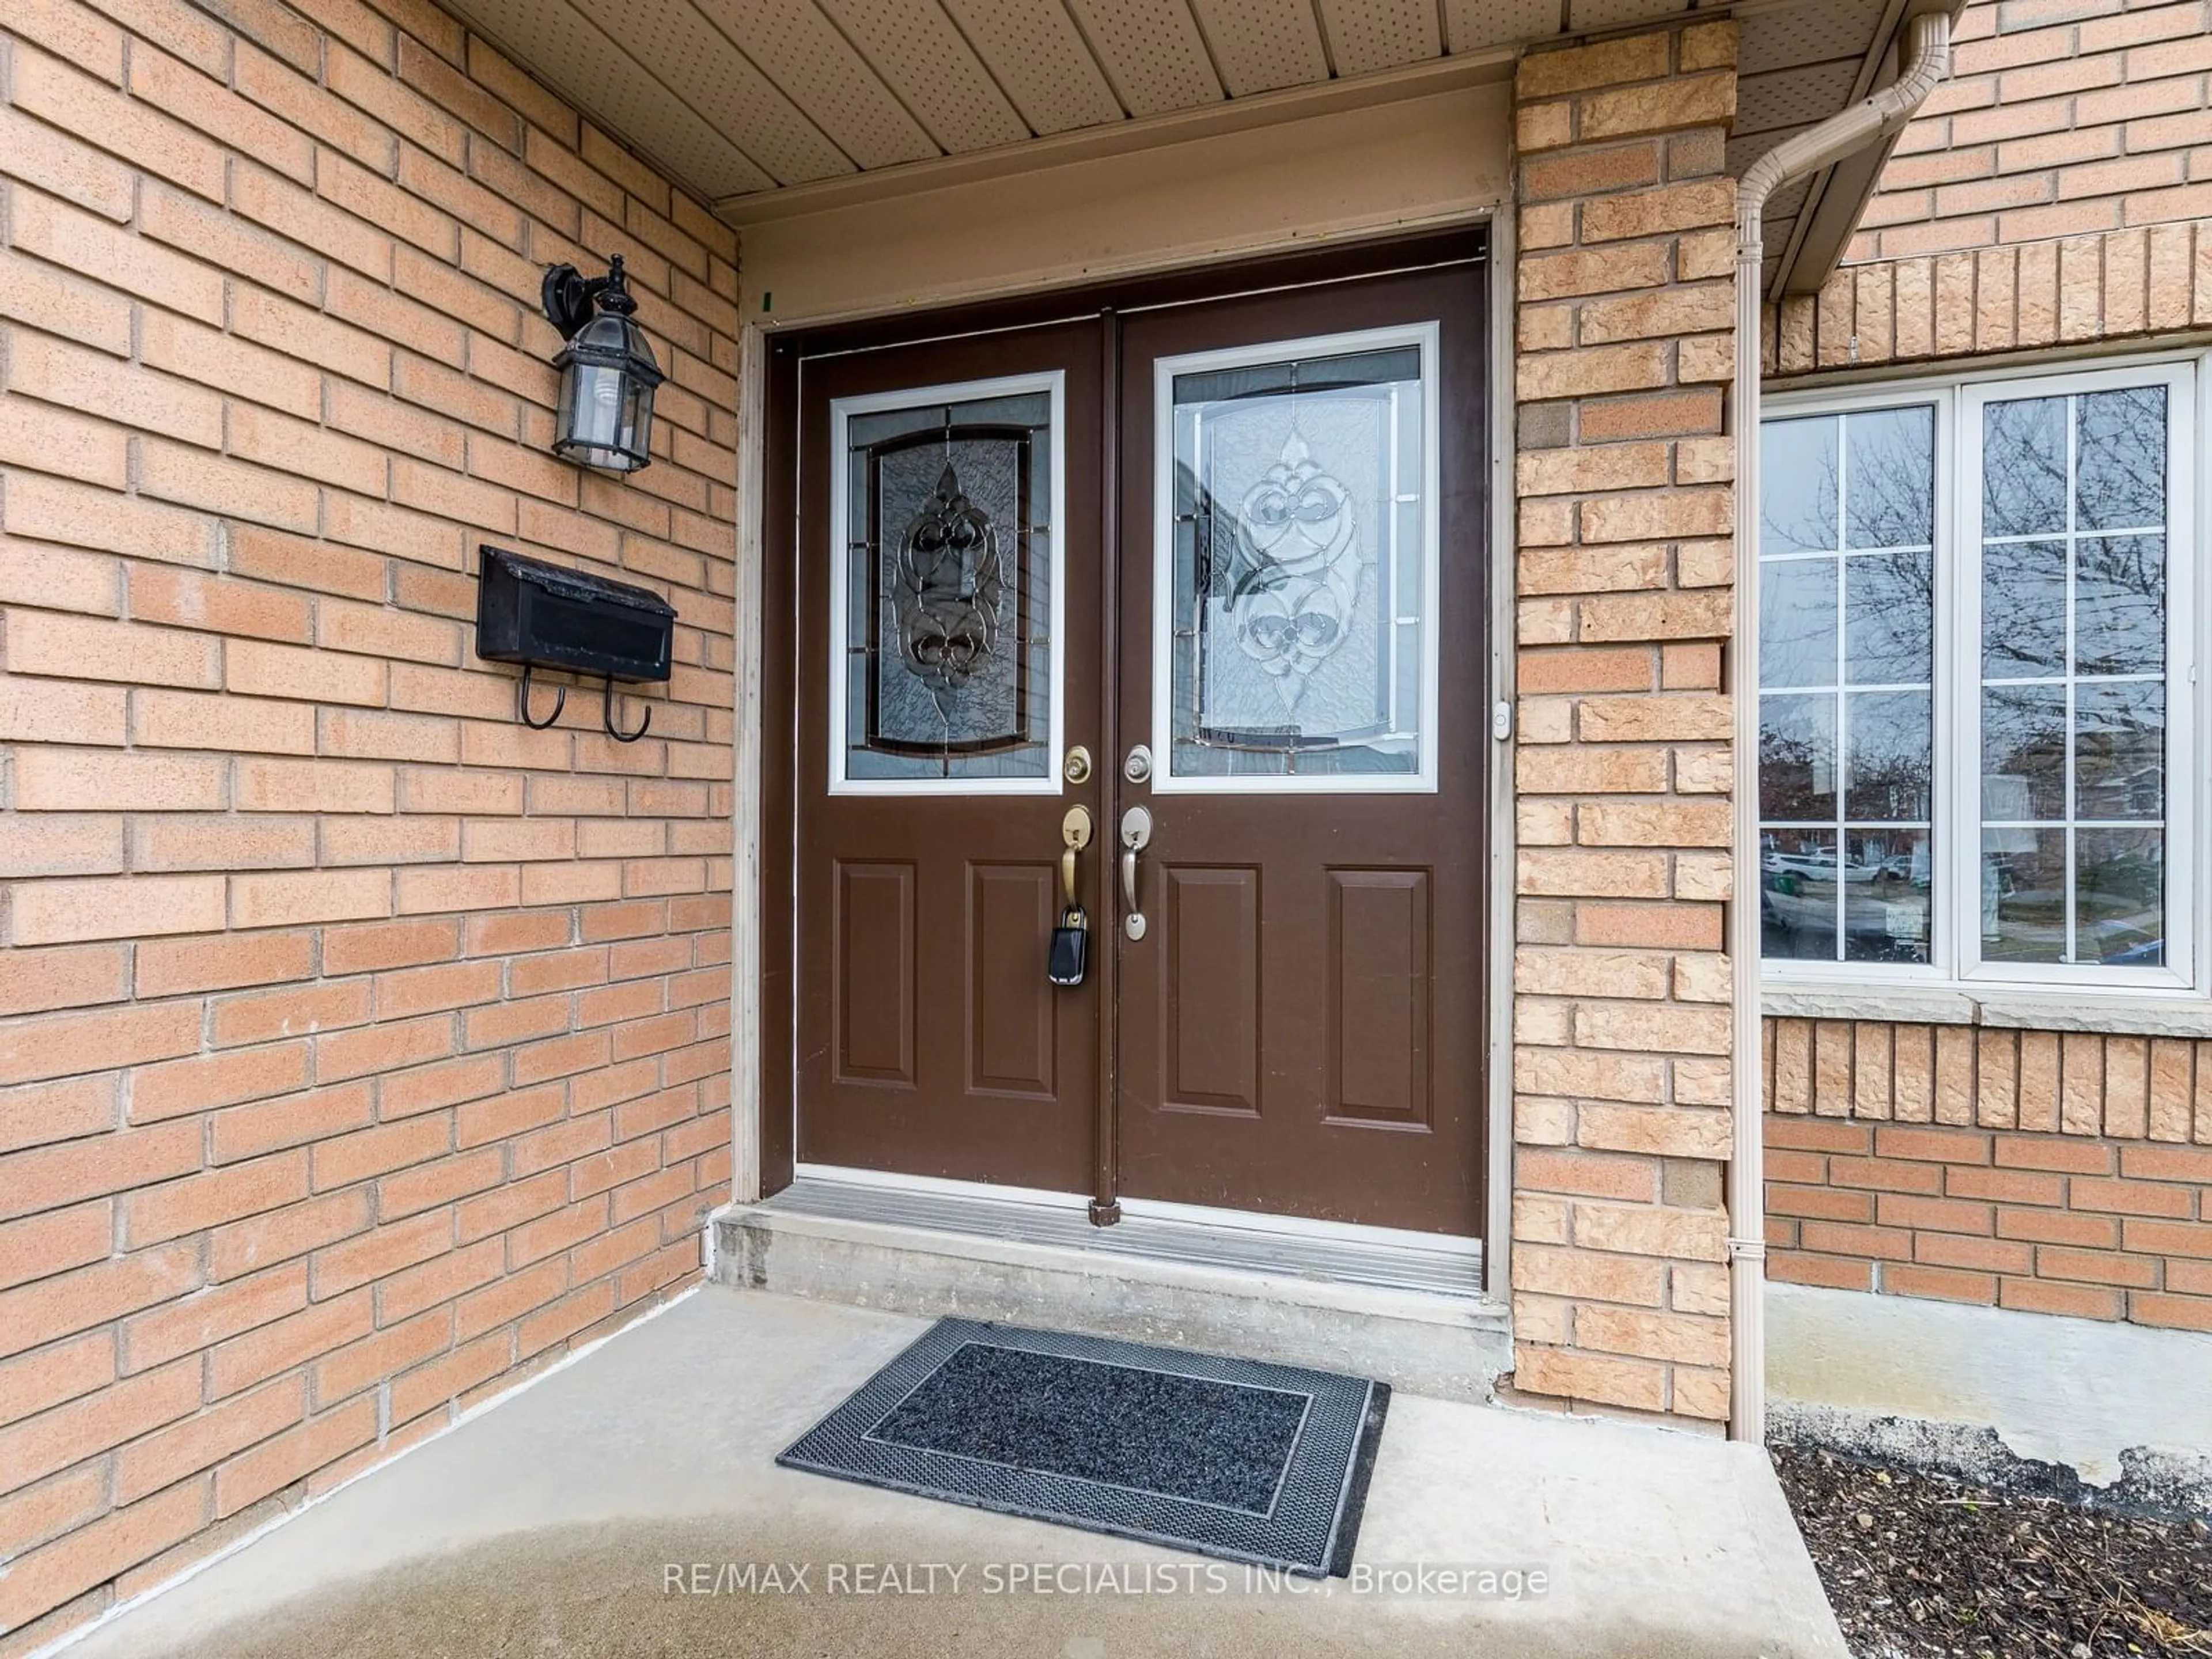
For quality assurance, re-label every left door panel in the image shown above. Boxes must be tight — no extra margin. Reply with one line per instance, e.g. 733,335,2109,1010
794,321,1104,1190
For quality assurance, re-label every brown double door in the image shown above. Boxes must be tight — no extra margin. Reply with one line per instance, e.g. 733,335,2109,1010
777,243,1488,1237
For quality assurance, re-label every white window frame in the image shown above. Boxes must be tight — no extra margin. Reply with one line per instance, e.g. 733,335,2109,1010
1760,351,2207,1003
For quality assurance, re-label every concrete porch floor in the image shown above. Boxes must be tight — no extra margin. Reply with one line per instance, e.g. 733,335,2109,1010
54,1286,1847,1659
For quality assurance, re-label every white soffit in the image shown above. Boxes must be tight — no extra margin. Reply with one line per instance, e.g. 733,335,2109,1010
1443,0,1569,54
688,0,940,170
940,0,1128,131
1187,0,1333,94
1316,0,1444,79
814,0,1032,152
568,0,854,183
440,0,1912,287
1065,0,1225,115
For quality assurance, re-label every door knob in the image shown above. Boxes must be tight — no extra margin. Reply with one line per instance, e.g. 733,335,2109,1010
1119,805,1152,941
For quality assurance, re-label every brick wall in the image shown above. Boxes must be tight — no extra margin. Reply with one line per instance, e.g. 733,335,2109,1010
1509,21,1741,1425
0,0,737,1645
1764,1020,2212,1330
1768,0,2212,374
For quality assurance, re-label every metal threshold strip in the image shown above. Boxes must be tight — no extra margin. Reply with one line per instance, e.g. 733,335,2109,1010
762,1175,1486,1300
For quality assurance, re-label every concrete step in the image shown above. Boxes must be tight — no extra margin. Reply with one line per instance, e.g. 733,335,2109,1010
713,1177,1513,1403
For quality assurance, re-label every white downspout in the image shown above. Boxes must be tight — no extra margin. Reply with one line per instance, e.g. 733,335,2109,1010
1728,9,1954,1442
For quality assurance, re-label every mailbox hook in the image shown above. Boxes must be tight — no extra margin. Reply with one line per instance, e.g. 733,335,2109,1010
603,679,652,744
517,663,566,730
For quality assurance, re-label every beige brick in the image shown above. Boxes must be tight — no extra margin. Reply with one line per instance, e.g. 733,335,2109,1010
1580,73,1734,141
1580,179,1735,243
1518,341,1669,401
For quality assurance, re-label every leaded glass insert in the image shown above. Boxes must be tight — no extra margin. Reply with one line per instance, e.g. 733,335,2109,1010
1160,332,1435,789
832,380,1059,790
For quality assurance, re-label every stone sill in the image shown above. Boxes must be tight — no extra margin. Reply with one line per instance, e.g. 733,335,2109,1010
1762,984,2212,1039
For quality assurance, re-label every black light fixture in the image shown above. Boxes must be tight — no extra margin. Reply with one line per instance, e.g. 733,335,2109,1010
541,253,663,474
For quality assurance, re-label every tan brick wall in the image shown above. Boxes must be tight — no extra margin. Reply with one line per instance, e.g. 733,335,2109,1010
1768,0,2212,374
1853,0,2211,264
0,0,737,1644
1510,20,1740,1425
1765,1021,2212,1328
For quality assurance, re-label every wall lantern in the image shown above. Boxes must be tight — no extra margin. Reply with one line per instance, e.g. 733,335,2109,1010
541,254,664,474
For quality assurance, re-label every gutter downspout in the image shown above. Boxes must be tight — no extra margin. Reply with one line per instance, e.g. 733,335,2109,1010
1728,9,1954,1443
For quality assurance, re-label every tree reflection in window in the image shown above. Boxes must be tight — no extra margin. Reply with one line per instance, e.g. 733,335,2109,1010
1759,406,1937,965
1979,387,2167,967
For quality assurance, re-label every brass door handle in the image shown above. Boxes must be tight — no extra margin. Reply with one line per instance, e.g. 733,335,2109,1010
1119,805,1152,941
1061,806,1092,912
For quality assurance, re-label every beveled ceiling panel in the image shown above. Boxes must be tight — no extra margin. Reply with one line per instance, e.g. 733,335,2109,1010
1318,0,1444,78
571,0,854,183
1442,0,1565,54
1737,58,1862,135
1066,0,1225,116
940,0,1127,132
441,0,1918,300
1187,0,1331,96
690,0,940,169
446,0,776,196
813,0,1031,152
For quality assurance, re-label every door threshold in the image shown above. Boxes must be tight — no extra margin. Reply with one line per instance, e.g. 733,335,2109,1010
778,1166,1484,1298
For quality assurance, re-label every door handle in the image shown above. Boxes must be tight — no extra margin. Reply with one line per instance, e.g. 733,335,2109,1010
1119,805,1152,941
1061,806,1093,912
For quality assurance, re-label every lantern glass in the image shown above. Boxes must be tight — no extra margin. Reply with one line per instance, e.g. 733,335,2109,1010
552,310,661,473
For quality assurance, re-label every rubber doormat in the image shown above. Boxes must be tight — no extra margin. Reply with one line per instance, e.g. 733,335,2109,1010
775,1318,1389,1578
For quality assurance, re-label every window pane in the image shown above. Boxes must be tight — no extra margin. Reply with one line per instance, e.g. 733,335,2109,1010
2075,535,2165,676
1983,684,2066,821
1845,828,1931,964
1845,406,1935,548
1982,396,2067,537
1981,827,2067,963
1761,829,1840,960
2075,679,2164,820
2075,386,2166,531
1976,379,2174,969
839,385,1056,787
1762,403,1934,969
1164,337,1428,783
2077,828,2164,966
1846,690,1931,821
1763,416,1839,552
1981,540,2066,677
1761,557,1838,688
1762,694,1836,821
1846,551,1932,684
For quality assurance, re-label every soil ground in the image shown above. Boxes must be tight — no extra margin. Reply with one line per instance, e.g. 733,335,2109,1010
1774,1445,2212,1657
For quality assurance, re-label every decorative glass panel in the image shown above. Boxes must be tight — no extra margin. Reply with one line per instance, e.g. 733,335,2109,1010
830,377,1060,792
1977,384,2169,967
1759,406,1937,965
1157,328,1435,789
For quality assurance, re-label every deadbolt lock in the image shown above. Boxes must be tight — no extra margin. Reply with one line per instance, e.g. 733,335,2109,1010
1063,745,1092,785
1123,745,1153,785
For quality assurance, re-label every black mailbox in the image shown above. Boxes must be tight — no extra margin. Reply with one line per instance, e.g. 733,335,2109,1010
475,544,675,683
475,545,676,742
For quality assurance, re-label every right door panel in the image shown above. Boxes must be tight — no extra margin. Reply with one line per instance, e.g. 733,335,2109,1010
1113,262,1488,1235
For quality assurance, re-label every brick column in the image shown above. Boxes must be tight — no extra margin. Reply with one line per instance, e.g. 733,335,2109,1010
1508,21,1740,1424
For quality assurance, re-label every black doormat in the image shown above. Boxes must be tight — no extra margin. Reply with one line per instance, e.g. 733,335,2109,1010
776,1319,1390,1578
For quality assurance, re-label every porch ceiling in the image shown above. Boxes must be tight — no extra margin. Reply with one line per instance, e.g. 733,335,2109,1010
442,0,1922,291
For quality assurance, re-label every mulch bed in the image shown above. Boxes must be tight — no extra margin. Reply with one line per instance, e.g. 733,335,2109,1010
1773,1445,2212,1658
